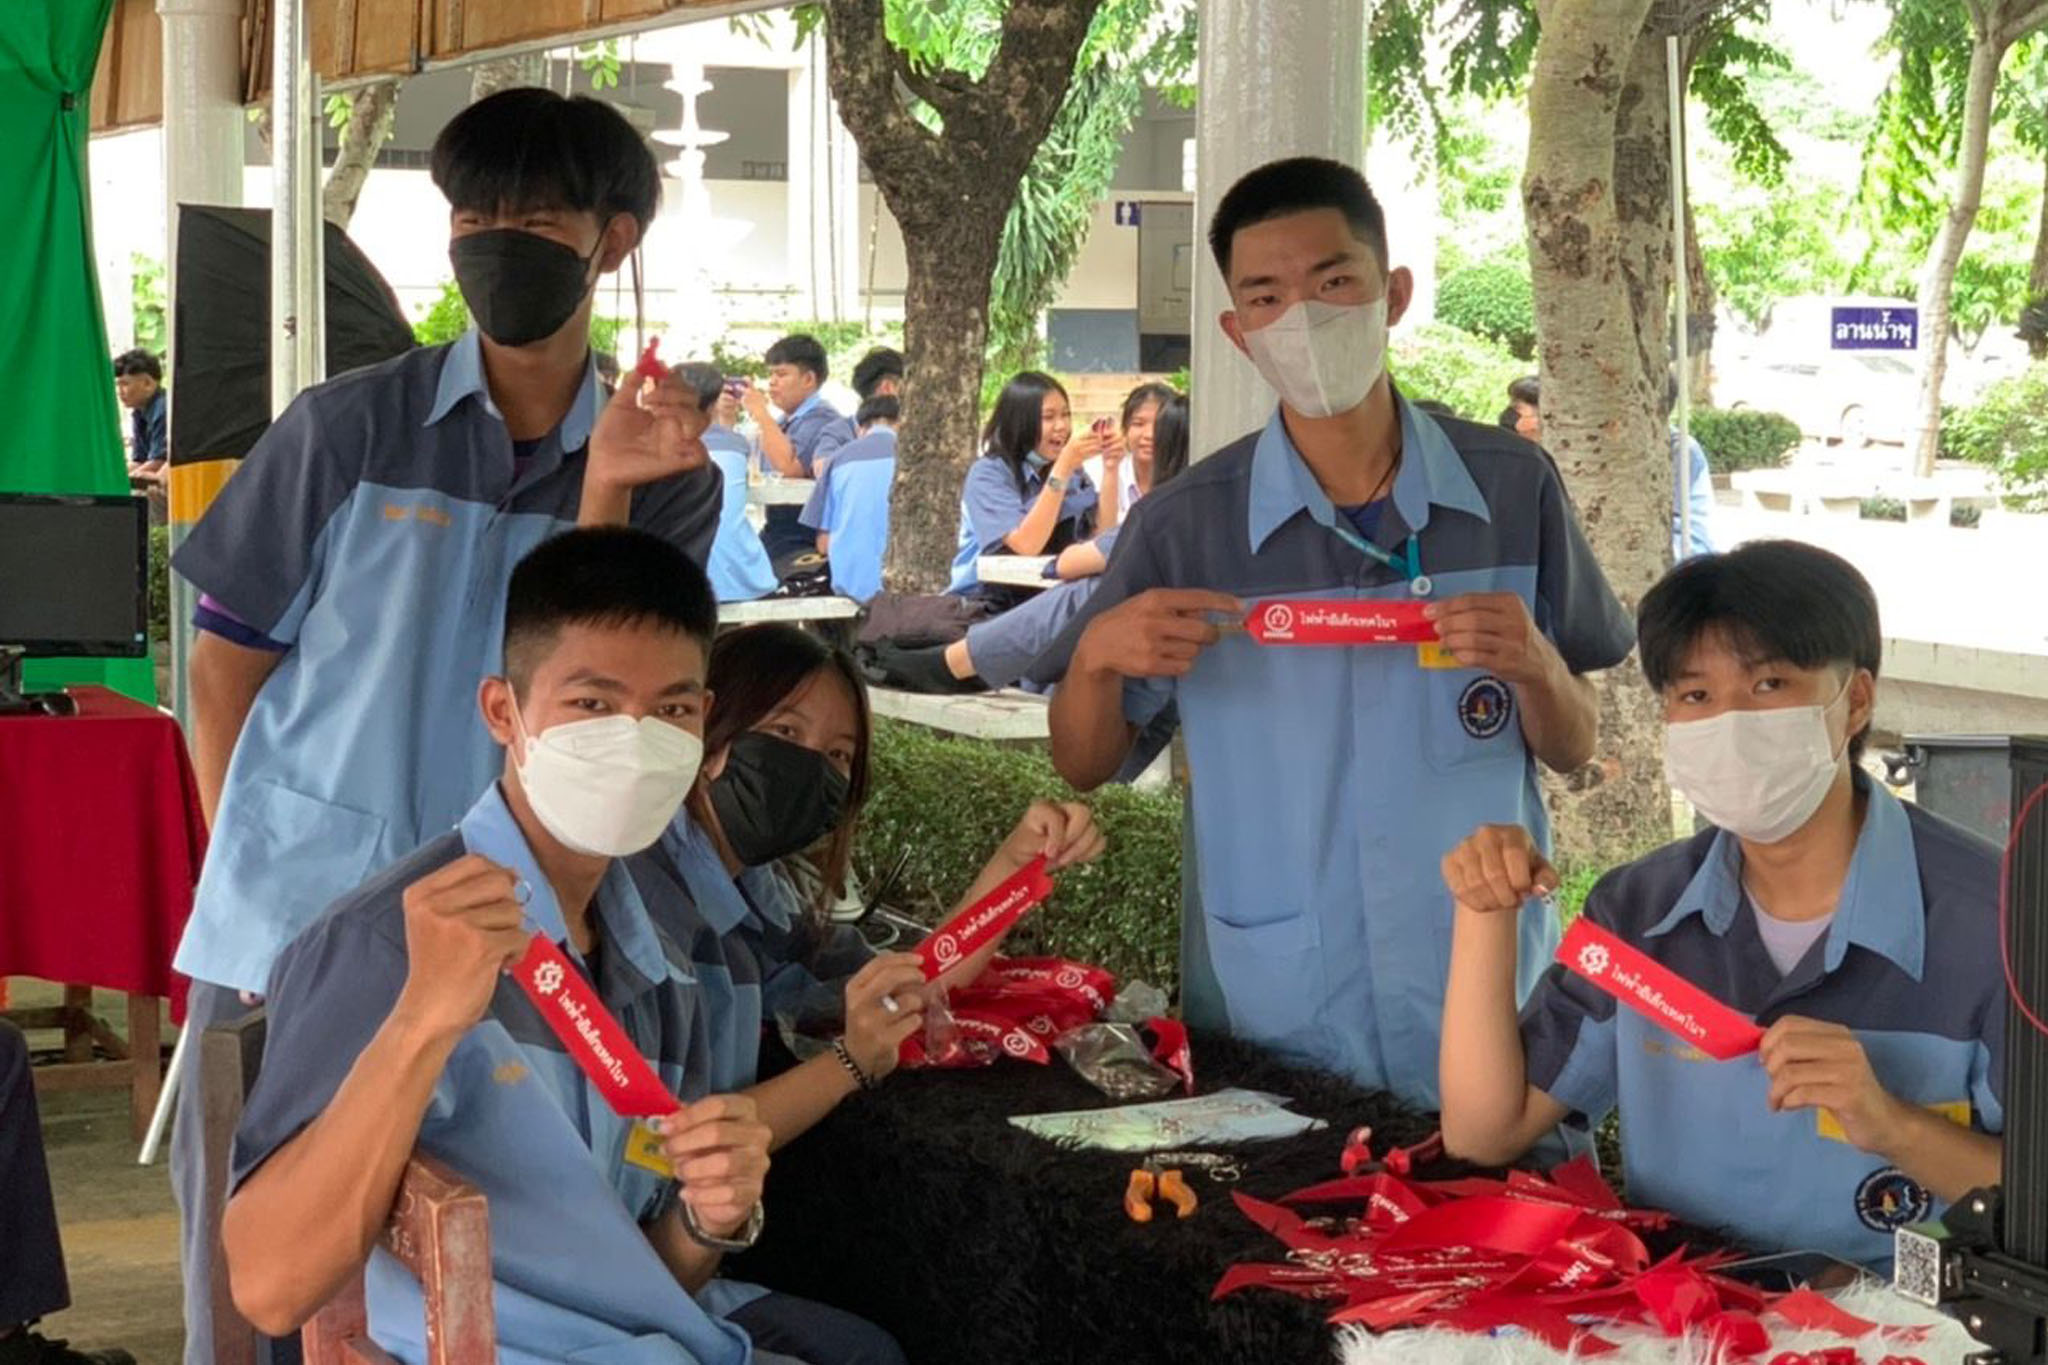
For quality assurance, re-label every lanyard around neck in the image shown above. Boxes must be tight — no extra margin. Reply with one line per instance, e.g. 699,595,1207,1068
1329,522,1432,598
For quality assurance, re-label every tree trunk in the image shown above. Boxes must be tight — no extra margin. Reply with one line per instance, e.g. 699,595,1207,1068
892,227,1002,589
470,54,546,105
1525,0,1669,870
817,0,1104,592
1910,32,2005,475
2027,143,2048,359
322,79,400,229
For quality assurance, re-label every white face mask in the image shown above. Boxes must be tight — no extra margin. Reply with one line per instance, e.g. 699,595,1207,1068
512,710,704,857
1239,297,1389,419
1663,681,1852,845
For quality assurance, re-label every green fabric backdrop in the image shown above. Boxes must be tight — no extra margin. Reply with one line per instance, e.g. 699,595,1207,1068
0,0,155,703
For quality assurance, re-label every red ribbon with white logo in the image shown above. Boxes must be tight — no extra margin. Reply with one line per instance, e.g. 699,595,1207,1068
510,933,678,1118
1243,598,1438,646
1557,918,1765,1061
912,857,1055,980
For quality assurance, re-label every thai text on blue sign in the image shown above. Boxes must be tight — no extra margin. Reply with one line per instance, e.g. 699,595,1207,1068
1831,306,1918,351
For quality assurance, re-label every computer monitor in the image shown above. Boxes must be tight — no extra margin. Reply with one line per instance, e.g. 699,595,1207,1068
0,493,148,707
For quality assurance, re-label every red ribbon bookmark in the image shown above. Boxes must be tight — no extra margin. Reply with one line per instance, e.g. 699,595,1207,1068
1556,919,1764,1061
913,857,1054,980
1244,598,1438,646
510,933,679,1118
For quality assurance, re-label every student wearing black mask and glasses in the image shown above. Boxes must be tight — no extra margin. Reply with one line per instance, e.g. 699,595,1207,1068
165,87,723,1365
626,626,1108,1156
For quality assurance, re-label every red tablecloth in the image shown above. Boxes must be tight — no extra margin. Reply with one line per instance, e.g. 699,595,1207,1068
0,686,206,1019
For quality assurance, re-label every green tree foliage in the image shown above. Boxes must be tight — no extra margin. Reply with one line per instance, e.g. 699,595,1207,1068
1696,180,1853,328
1943,363,2048,507
1388,323,1527,422
1436,259,1537,358
131,252,167,354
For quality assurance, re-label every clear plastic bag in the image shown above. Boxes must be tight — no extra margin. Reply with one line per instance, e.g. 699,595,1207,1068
1054,1022,1182,1101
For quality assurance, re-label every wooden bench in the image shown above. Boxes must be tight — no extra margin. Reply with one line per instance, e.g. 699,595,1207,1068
203,1012,496,1365
975,555,1056,590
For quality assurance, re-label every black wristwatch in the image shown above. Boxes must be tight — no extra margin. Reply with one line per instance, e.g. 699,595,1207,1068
680,1197,765,1252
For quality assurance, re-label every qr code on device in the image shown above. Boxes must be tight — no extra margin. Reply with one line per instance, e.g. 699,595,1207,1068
1894,1224,1944,1305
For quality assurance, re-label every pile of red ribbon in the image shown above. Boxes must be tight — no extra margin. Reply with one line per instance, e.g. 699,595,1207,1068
1216,1140,1930,1361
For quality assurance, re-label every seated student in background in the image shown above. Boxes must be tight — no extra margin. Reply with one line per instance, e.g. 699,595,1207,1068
114,348,167,475
798,396,899,603
1500,374,1541,440
223,528,905,1365
1086,381,1177,532
686,362,777,604
850,347,903,402
882,394,1192,696
1438,540,2003,1270
947,372,1107,600
742,334,854,565
629,624,1105,1143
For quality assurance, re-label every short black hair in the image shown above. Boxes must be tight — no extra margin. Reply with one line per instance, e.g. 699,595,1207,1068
856,395,900,428
1637,541,1882,758
431,88,661,234
765,334,828,383
1207,157,1389,278
851,347,903,399
673,361,724,411
1508,375,1542,406
114,349,162,381
503,527,717,691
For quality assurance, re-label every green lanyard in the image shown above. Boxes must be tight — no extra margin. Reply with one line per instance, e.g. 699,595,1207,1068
1331,523,1432,598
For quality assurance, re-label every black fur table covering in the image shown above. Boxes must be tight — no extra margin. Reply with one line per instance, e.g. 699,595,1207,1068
729,1032,1445,1365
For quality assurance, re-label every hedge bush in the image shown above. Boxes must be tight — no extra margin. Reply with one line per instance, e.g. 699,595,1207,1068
1389,323,1526,423
855,719,1184,991
1436,261,1538,360
1942,364,2048,511
148,523,170,646
1688,407,1801,474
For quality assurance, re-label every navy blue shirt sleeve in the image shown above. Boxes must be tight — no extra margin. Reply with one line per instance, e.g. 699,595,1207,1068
626,464,724,570
170,387,363,647
1532,465,1635,675
798,466,831,531
230,906,431,1190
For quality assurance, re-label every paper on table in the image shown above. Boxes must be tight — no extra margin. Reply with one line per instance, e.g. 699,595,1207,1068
1008,1088,1326,1152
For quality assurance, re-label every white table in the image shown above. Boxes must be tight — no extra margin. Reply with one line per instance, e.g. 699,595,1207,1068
748,476,817,507
718,596,860,626
975,555,1056,589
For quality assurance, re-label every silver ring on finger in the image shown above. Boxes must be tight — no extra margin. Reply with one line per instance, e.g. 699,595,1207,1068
880,993,901,1015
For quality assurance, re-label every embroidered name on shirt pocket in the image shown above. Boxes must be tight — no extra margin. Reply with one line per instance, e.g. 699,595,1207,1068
382,502,453,527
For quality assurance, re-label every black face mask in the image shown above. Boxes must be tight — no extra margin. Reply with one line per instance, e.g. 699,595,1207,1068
709,732,851,868
449,227,601,347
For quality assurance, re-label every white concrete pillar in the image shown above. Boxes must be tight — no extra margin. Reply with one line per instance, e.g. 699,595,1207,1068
157,0,245,726
785,34,861,323
1190,0,1368,458
270,0,321,415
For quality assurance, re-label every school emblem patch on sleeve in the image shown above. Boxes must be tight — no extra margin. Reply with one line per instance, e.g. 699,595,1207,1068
1854,1167,1932,1232
1458,676,1515,740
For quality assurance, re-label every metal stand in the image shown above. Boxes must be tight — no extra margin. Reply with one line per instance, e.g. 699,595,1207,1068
1895,737,2048,1363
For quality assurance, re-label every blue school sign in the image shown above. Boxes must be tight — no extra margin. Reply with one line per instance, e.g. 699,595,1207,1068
1831,306,1918,351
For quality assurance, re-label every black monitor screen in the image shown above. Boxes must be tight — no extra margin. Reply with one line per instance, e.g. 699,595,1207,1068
0,495,149,657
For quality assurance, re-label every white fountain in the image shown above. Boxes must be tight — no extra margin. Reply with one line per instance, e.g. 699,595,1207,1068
645,58,753,360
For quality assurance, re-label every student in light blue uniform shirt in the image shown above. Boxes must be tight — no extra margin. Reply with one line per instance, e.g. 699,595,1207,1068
1034,159,1633,1108
742,334,854,563
799,396,899,603
681,362,777,604
167,89,725,1365
1439,541,2004,1271
224,529,907,1365
626,625,1105,1141
947,372,1106,599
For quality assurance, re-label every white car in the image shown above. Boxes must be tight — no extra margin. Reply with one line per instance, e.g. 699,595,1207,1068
1717,351,1921,448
